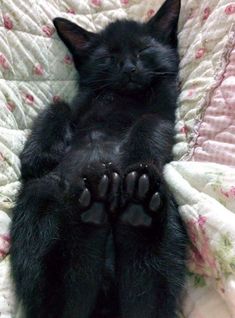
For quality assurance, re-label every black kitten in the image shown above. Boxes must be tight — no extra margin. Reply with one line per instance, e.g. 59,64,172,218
10,0,187,317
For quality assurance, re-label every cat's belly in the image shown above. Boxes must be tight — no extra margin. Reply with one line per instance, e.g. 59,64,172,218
81,142,121,166
59,130,123,176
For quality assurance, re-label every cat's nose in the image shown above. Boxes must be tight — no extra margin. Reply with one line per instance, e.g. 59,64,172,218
123,62,136,75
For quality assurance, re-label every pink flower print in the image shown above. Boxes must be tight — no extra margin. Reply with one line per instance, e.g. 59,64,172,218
147,9,155,18
53,95,61,103
67,8,76,14
195,48,206,59
221,188,229,198
187,215,217,276
180,125,189,135
121,0,129,5
64,54,73,65
6,101,15,112
203,7,211,21
225,4,235,15
229,186,235,197
1,234,10,243
33,63,44,76
42,25,55,37
24,93,35,105
0,234,10,258
197,215,207,227
0,53,9,70
188,90,193,97
187,86,196,97
221,186,235,198
0,250,6,259
199,239,217,271
187,219,197,244
191,245,204,265
3,15,13,30
91,0,102,7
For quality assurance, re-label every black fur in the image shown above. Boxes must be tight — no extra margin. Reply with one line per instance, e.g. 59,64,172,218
10,0,188,317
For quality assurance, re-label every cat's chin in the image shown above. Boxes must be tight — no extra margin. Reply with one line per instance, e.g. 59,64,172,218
115,81,147,94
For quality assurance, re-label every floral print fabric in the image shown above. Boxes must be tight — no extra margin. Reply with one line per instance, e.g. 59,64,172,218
165,162,235,317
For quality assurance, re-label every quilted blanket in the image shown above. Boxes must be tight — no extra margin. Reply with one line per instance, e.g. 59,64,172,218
0,0,235,317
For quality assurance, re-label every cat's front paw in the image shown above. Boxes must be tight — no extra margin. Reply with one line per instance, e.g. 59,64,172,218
120,163,165,227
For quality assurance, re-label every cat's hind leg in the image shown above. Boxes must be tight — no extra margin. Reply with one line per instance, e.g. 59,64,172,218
10,170,110,318
114,164,187,318
60,161,121,318
60,209,110,318
10,174,66,318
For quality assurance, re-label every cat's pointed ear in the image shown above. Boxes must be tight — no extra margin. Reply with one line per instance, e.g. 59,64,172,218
146,0,180,47
53,18,96,55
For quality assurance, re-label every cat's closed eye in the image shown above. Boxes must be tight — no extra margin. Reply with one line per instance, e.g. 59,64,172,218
96,54,112,60
94,53,115,64
137,46,152,58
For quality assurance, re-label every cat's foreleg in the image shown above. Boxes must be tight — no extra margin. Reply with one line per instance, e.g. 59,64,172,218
115,115,187,318
20,101,73,181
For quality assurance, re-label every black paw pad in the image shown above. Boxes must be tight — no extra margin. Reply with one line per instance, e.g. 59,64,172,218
81,203,108,225
120,204,152,227
111,172,121,193
149,192,161,212
137,174,150,199
78,188,91,208
109,172,121,213
126,171,137,196
98,175,109,199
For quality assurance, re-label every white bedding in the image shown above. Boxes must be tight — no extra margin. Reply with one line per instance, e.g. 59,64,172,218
0,0,235,317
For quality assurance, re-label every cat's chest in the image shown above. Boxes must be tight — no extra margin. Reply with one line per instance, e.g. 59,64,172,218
77,92,146,132
70,92,151,155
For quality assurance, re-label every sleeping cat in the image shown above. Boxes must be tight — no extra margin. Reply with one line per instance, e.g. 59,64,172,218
10,0,187,317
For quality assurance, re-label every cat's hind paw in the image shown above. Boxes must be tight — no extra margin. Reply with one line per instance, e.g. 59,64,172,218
65,179,108,226
125,171,161,212
82,162,121,214
120,163,165,227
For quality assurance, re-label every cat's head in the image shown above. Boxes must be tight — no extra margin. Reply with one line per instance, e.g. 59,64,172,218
53,0,180,93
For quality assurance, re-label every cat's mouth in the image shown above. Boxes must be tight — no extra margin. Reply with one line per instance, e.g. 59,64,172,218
126,81,143,90
123,78,145,91
113,75,148,92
